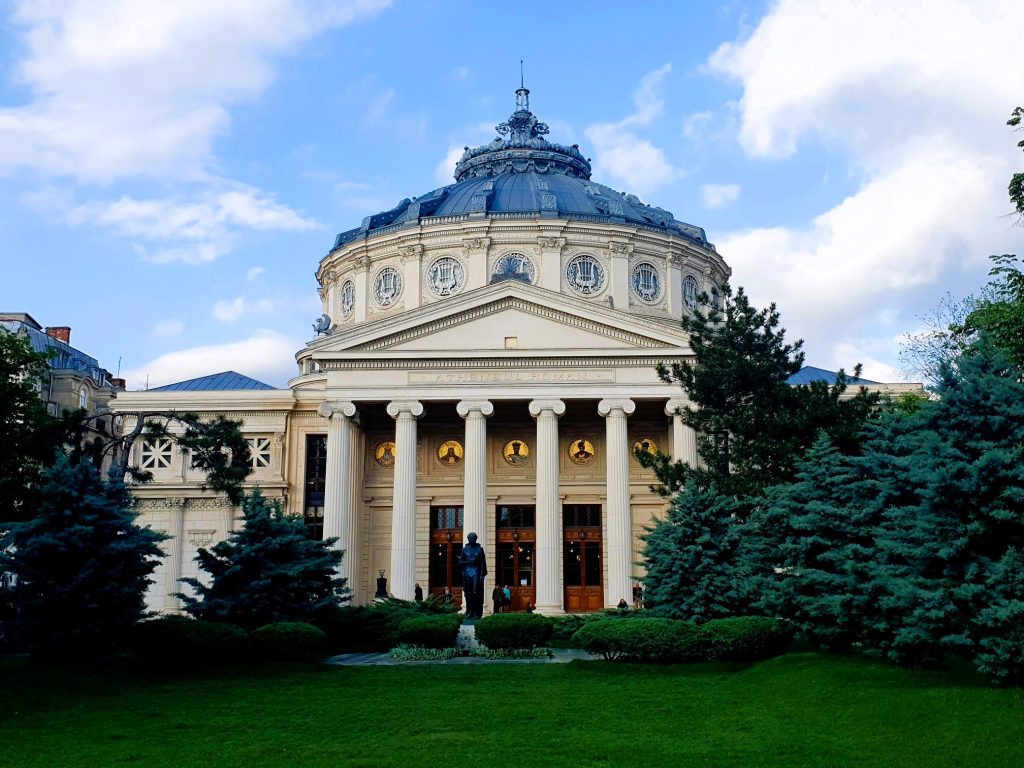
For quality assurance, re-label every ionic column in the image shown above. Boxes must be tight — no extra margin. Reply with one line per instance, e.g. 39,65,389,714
529,399,566,614
319,401,358,584
666,398,698,468
386,400,424,600
164,499,185,612
457,400,494,551
599,398,636,609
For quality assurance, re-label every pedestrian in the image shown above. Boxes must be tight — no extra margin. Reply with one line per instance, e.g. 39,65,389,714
617,597,629,611
632,583,643,610
502,584,512,612
492,585,503,614
443,586,453,607
414,582,423,602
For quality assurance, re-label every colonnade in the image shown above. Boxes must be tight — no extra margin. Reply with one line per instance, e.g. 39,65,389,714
318,396,700,612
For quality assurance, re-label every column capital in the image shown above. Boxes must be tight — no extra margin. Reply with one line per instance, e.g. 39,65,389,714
598,398,636,418
318,400,357,420
528,399,566,419
456,399,494,419
665,397,689,416
386,400,425,419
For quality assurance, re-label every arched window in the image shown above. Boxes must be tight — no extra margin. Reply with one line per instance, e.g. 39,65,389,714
78,386,88,410
683,276,700,310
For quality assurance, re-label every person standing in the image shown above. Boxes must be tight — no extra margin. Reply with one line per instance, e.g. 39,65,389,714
492,585,503,614
632,583,643,610
502,584,512,612
414,583,423,602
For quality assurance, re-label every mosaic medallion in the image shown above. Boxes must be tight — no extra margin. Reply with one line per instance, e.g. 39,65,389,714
374,441,396,467
437,439,464,467
502,439,530,466
567,438,596,465
633,437,658,460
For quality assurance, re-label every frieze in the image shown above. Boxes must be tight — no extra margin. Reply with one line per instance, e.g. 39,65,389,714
409,369,616,385
187,529,217,547
609,242,634,255
323,355,684,371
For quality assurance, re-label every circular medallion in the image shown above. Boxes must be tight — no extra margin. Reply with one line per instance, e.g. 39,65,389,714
339,279,356,318
631,262,663,303
437,440,464,467
502,439,530,466
567,438,596,465
633,438,658,459
427,256,466,297
566,254,606,296
374,441,396,467
494,252,537,283
373,267,403,307
683,275,700,310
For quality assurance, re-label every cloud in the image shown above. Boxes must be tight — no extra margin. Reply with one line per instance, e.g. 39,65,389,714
150,319,184,338
0,0,392,183
584,65,679,195
246,266,265,281
212,295,276,324
63,185,317,264
122,330,300,390
701,183,741,209
435,146,464,186
706,0,1024,377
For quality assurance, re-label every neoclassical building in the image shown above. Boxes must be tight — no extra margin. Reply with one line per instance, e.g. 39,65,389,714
112,88,909,615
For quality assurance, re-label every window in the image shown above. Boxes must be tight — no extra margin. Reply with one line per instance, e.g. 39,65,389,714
139,438,174,469
246,437,272,469
631,262,663,302
431,506,464,530
303,434,327,539
566,254,606,296
373,267,403,307
563,504,601,528
497,505,535,528
683,275,700,310
426,257,466,297
78,386,88,409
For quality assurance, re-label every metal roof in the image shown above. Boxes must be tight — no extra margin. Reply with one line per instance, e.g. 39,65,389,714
0,319,102,374
150,371,277,392
787,366,878,386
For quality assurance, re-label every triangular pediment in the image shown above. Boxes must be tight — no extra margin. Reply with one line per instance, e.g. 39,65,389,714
307,281,690,357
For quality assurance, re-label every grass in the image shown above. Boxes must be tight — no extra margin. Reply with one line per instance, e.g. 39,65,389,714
1,653,1022,768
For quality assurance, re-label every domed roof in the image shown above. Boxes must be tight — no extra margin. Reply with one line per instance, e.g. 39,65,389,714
330,88,711,252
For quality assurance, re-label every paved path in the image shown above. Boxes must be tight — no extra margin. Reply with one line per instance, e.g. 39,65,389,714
326,648,594,666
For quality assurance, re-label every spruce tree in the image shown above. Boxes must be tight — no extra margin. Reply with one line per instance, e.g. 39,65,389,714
641,481,758,622
0,454,166,658
180,490,348,630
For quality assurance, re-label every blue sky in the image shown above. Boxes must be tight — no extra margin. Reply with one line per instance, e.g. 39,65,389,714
1,0,1021,389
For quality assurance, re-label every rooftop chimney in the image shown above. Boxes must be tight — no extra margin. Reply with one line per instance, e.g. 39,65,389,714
45,326,71,344
110,377,126,390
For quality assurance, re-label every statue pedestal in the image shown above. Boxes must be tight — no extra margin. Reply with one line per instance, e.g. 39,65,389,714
456,624,480,651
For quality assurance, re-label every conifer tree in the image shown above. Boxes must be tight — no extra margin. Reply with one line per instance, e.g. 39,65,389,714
0,454,166,657
180,490,348,630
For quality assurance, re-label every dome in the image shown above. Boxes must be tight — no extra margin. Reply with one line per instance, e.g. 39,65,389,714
330,88,710,253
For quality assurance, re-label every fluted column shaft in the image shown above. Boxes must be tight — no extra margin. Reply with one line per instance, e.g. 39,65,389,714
666,398,698,468
387,400,424,600
457,400,493,552
164,502,185,612
319,401,357,584
600,398,636,609
529,399,566,614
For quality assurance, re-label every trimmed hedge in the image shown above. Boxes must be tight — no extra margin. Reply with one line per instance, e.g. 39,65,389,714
572,617,703,662
131,615,249,664
700,617,792,661
315,598,458,652
251,622,327,661
396,615,461,649
474,613,553,650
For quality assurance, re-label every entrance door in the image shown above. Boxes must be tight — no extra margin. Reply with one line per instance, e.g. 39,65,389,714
563,504,603,612
495,505,536,611
428,505,463,607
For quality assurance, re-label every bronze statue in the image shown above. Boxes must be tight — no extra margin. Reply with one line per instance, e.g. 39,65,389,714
458,532,488,619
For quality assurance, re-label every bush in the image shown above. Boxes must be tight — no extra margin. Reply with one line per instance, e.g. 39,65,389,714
316,598,457,652
389,644,460,661
396,615,461,649
572,618,703,662
474,613,553,650
131,615,248,664
700,617,792,661
251,622,327,661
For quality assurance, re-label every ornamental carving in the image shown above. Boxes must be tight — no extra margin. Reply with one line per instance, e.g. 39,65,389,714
374,441,396,467
633,438,658,460
353,254,372,272
537,236,564,250
188,529,216,547
609,242,634,255
398,245,424,262
463,237,491,251
568,438,596,466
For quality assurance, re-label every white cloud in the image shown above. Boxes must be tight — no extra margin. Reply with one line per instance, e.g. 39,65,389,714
584,64,679,195
123,330,300,390
707,0,1024,378
150,319,184,337
0,0,392,182
701,183,741,209
246,266,265,281
212,296,276,324
435,146,464,186
64,184,317,264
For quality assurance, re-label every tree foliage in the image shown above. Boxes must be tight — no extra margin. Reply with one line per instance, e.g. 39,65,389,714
1008,106,1023,221
180,491,348,630
0,454,166,657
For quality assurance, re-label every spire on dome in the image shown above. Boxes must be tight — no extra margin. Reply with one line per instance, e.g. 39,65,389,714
516,60,529,111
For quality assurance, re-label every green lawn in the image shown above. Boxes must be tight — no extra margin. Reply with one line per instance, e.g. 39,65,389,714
2,653,1022,768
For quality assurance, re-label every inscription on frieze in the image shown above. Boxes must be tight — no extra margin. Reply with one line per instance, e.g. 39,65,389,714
409,370,615,385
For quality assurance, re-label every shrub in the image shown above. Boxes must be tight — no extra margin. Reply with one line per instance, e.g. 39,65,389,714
700,616,792,661
131,615,248,664
316,598,457,652
396,615,461,649
572,618,703,662
251,622,327,661
389,645,460,661
474,613,553,650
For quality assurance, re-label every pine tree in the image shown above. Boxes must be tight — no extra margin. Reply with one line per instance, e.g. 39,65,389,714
180,490,348,630
0,454,166,658
641,481,758,622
